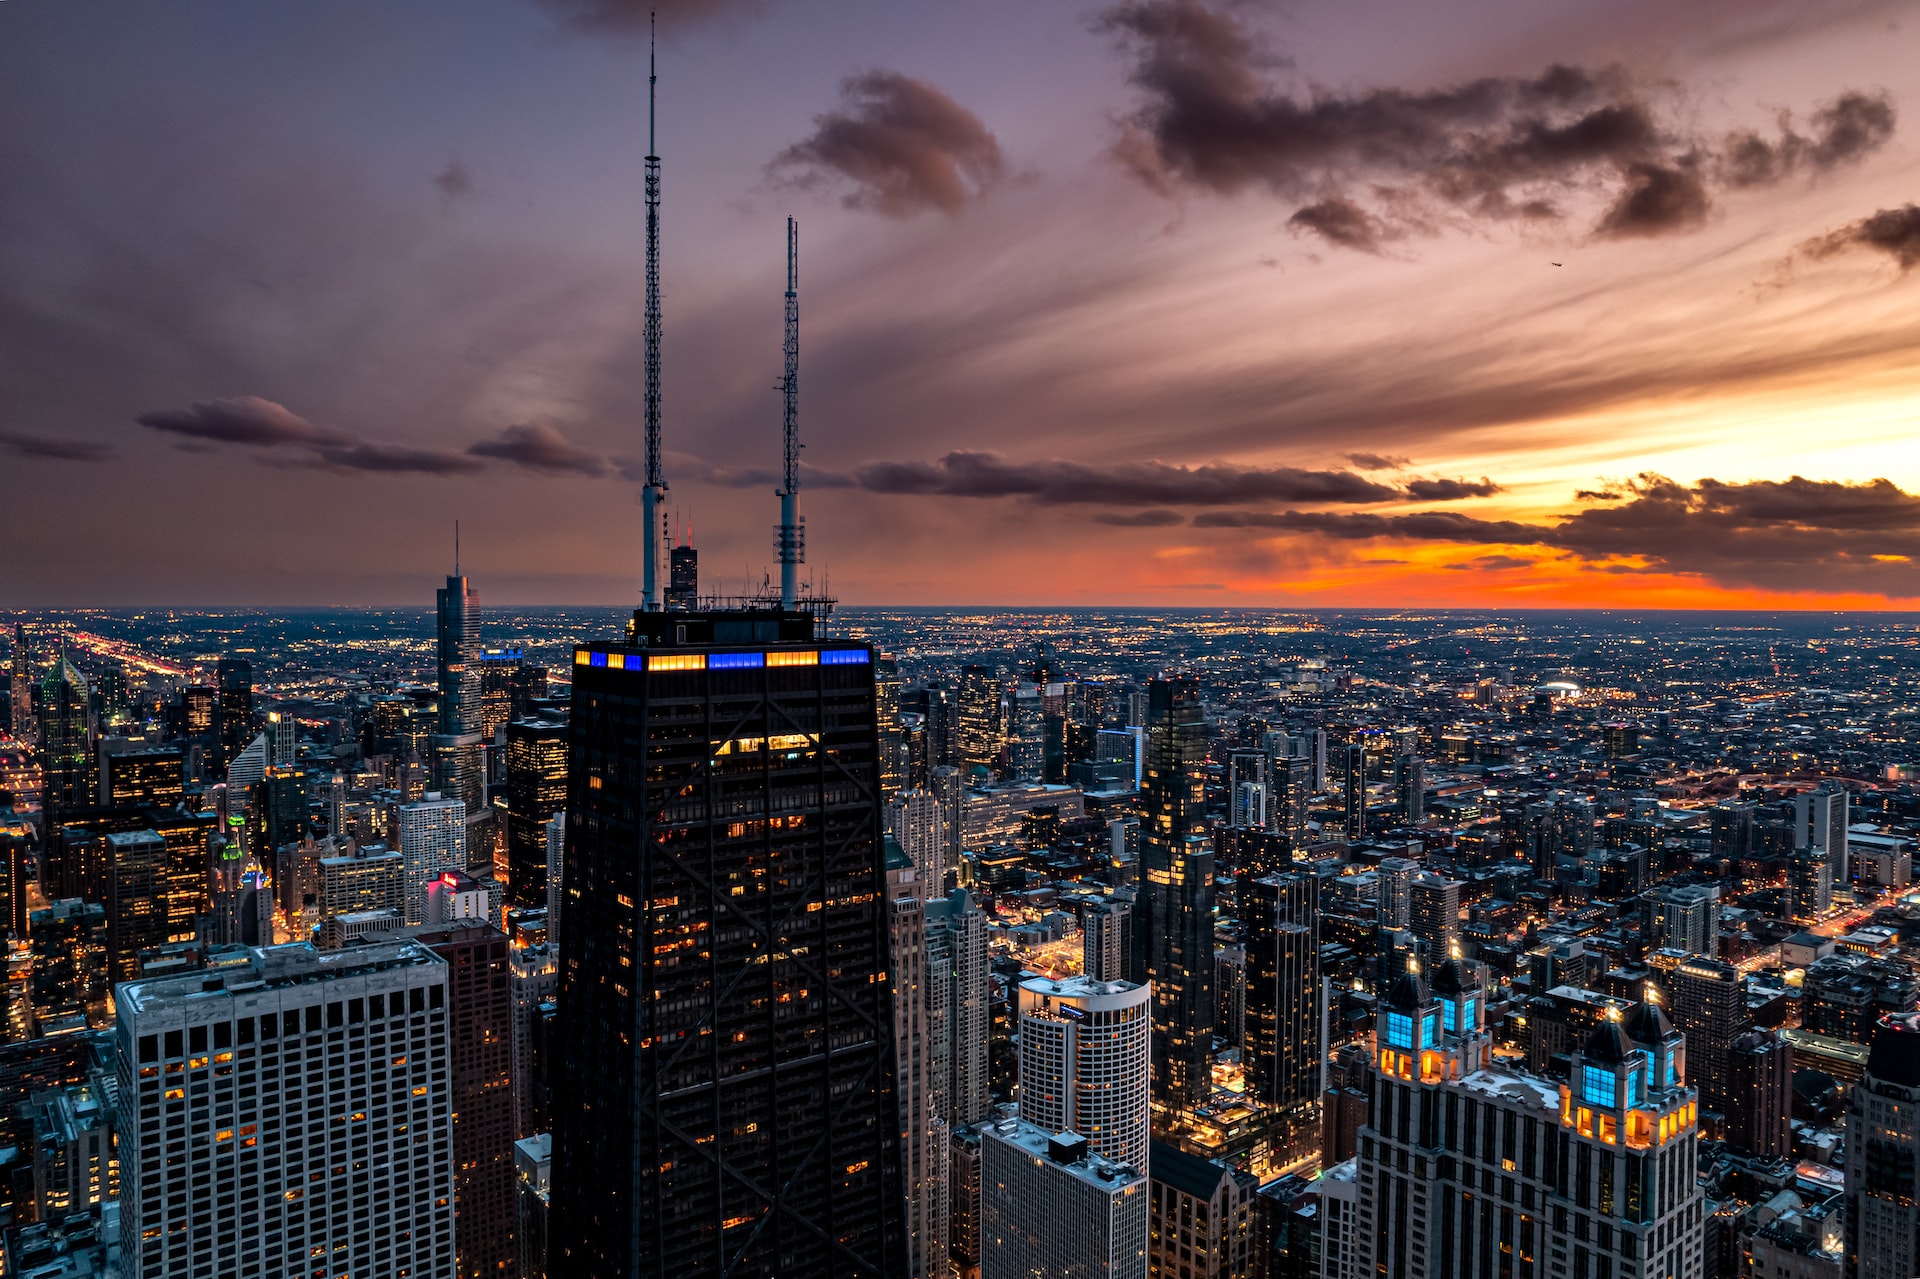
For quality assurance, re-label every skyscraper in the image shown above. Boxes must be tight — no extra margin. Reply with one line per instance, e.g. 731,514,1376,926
399,794,468,924
437,559,480,738
1017,975,1152,1170
887,840,948,1279
980,1123,1147,1279
116,942,457,1279
1845,1011,1920,1279
1357,960,1703,1279
1342,740,1369,840
1724,1028,1792,1160
889,786,949,894
214,656,253,774
1795,783,1850,881
958,665,1005,781
413,921,517,1279
1134,675,1214,1124
549,611,907,1277
877,653,905,801
1228,749,1269,830
505,716,568,911
1242,873,1320,1118
1665,958,1748,1118
36,657,93,814
1084,896,1133,984
927,886,991,1130
1407,873,1462,958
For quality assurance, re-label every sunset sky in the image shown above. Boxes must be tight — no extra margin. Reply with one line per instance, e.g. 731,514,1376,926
4,0,1920,608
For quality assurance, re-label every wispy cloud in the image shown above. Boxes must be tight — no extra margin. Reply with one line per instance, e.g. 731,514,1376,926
0,432,114,463
468,423,608,476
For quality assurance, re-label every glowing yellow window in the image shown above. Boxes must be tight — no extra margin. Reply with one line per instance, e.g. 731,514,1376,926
648,653,706,672
766,650,818,667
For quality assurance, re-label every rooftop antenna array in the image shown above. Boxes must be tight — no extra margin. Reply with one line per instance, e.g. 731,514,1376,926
776,216,803,611
640,12,668,612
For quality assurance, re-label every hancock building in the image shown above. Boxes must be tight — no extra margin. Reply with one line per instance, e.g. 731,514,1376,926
1351,956,1706,1279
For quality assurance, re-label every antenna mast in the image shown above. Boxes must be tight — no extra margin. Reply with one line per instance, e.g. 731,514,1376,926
640,13,667,612
776,216,803,610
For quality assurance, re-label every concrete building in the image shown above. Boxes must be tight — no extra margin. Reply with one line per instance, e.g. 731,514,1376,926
398,794,467,924
887,839,948,1279
516,1133,551,1279
980,1121,1147,1279
927,887,991,1130
116,942,456,1279
1724,1029,1793,1160
317,843,405,920
1243,873,1320,1121
1407,873,1462,962
1666,958,1748,1116
1146,1141,1259,1279
1017,975,1152,1170
1083,896,1134,984
510,941,558,1140
1644,884,1720,958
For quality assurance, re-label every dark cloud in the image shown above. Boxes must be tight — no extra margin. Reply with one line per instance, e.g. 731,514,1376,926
1093,508,1186,526
432,161,474,201
1802,204,1920,272
309,441,486,476
1098,0,1896,247
467,423,608,476
1289,197,1387,252
0,432,114,463
771,71,1004,217
855,451,1405,505
1575,488,1623,501
533,0,764,35
134,396,351,448
1445,554,1535,571
1403,476,1502,500
1194,473,1920,595
1596,160,1711,237
1721,92,1897,186
853,452,1505,507
1346,452,1409,472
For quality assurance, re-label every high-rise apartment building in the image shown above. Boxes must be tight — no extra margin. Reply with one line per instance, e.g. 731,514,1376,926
1228,749,1269,830
116,941,457,1279
980,1122,1147,1279
542,811,565,949
504,716,568,911
1135,675,1214,1122
1666,958,1747,1117
889,786,950,895
101,829,169,982
1084,896,1134,984
1272,752,1311,847
510,941,558,1140
1724,1029,1792,1160
1794,783,1849,881
1017,975,1152,1170
1243,873,1320,1118
1375,857,1418,932
1357,959,1704,1279
27,900,108,1032
877,653,905,801
1394,748,1425,822
888,840,948,1279
1407,873,1462,959
927,886,991,1130
399,794,468,925
1644,885,1719,958
1845,1011,1920,1279
549,612,907,1278
413,922,516,1279
1785,846,1832,922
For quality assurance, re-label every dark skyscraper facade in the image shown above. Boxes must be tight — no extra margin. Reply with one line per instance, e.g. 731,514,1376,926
36,658,94,814
1135,674,1214,1122
1243,872,1320,1117
549,609,906,1279
214,656,253,773
437,569,479,737
504,716,567,911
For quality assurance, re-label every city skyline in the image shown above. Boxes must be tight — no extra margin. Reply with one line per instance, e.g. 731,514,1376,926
4,0,1920,609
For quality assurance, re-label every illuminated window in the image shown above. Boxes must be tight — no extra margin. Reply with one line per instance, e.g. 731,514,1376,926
1441,998,1458,1033
1580,1064,1615,1108
710,652,764,670
575,649,592,666
1463,996,1477,1029
1385,1012,1414,1050
766,650,818,667
589,652,608,667
820,649,869,665
606,652,626,669
648,653,705,672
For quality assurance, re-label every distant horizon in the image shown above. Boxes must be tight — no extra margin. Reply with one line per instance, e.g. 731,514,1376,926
7,603,1920,619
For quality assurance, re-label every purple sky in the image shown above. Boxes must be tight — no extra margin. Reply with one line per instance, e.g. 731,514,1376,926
4,0,1919,608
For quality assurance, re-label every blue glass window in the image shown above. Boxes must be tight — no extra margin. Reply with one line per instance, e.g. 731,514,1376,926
589,651,608,667
1441,998,1458,1033
1385,1012,1413,1050
1664,1057,1677,1088
1463,996,1477,1030
1421,1012,1438,1048
820,648,869,665
1580,1064,1615,1108
1628,1067,1645,1106
709,652,765,670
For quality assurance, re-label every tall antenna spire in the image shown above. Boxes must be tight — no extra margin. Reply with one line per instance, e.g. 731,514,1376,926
454,520,460,577
776,216,803,610
640,10,668,611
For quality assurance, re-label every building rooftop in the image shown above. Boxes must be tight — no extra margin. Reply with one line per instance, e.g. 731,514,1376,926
118,941,442,1014
984,1118,1143,1190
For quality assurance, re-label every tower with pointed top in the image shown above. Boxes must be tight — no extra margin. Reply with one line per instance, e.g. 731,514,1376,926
639,16,668,612
1352,958,1704,1279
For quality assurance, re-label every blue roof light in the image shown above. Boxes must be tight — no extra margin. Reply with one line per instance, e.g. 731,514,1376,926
821,649,869,665
709,652,765,670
